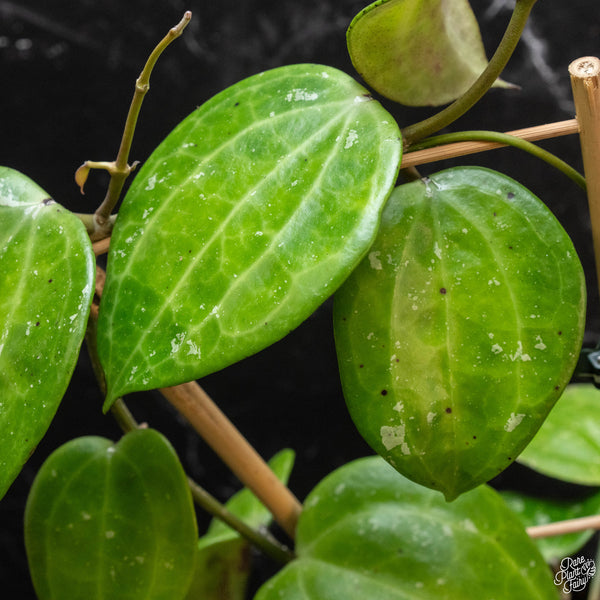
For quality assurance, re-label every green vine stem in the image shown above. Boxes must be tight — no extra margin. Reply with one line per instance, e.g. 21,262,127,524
79,11,192,241
408,130,586,190
401,0,538,146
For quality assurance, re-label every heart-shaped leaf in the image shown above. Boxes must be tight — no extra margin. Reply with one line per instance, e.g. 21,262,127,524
517,384,600,485
186,449,295,600
502,488,600,563
25,429,198,600
0,166,94,499
255,456,557,599
334,167,586,500
97,63,401,408
347,0,511,106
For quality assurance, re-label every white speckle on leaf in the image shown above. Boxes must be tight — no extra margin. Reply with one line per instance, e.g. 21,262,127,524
393,402,404,413
433,243,442,259
488,278,501,286
491,344,503,354
505,412,526,432
285,88,319,102
344,129,358,149
145,174,157,191
186,339,201,357
509,341,531,362
105,530,115,539
170,332,186,354
380,425,410,454
427,412,436,424
368,251,382,270
534,335,547,350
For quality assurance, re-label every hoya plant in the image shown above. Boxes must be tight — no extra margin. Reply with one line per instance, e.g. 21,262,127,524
2,0,600,598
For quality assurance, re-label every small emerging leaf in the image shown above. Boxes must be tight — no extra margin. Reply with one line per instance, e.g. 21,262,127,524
518,384,600,485
255,457,557,599
97,63,401,408
25,429,197,600
0,166,94,499
334,167,586,500
186,449,295,600
347,0,511,106
502,488,600,563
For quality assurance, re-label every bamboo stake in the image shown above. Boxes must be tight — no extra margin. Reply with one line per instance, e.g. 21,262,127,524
402,119,579,168
160,381,302,539
528,514,600,539
570,56,600,293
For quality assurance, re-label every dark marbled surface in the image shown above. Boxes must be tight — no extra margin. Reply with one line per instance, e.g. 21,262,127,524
1,0,599,596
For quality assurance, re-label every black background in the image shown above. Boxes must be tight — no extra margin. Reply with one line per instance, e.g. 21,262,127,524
1,0,599,597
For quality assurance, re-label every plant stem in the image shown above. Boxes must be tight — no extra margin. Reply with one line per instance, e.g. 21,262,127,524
402,118,579,168
89,11,192,240
401,0,538,145
160,381,303,539
187,478,295,565
569,57,600,294
407,129,586,190
527,514,600,538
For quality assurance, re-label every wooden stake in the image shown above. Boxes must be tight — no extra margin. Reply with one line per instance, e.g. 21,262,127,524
570,56,600,293
160,381,302,539
528,514,600,539
402,119,579,168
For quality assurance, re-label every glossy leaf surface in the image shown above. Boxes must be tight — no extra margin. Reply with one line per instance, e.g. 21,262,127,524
347,0,510,106
97,63,401,407
255,457,557,599
186,449,294,600
502,489,600,563
334,167,585,500
0,166,94,499
518,384,600,484
25,429,197,600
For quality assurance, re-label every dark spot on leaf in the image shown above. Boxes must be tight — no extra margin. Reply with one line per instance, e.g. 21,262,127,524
362,93,374,100
395,358,400,363
35,322,40,326
41,198,54,205
493,212,497,217
507,457,512,461
507,192,515,199
48,279,53,283
359,364,364,369
558,331,563,335
445,407,452,414
440,287,447,294
554,385,560,391
381,389,388,396
234,102,240,107
472,435,477,440
508,246,513,250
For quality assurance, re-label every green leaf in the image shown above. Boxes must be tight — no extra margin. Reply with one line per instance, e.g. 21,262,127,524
186,449,295,600
0,166,94,499
347,0,511,106
518,384,600,485
25,429,197,600
255,456,557,599
97,63,401,408
502,488,600,563
334,167,586,500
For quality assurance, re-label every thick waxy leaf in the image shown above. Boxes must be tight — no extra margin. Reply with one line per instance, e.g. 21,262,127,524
347,0,510,106
97,63,401,408
25,429,197,600
255,456,557,599
186,449,294,600
502,488,600,563
518,384,600,484
0,166,94,499
334,167,585,500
